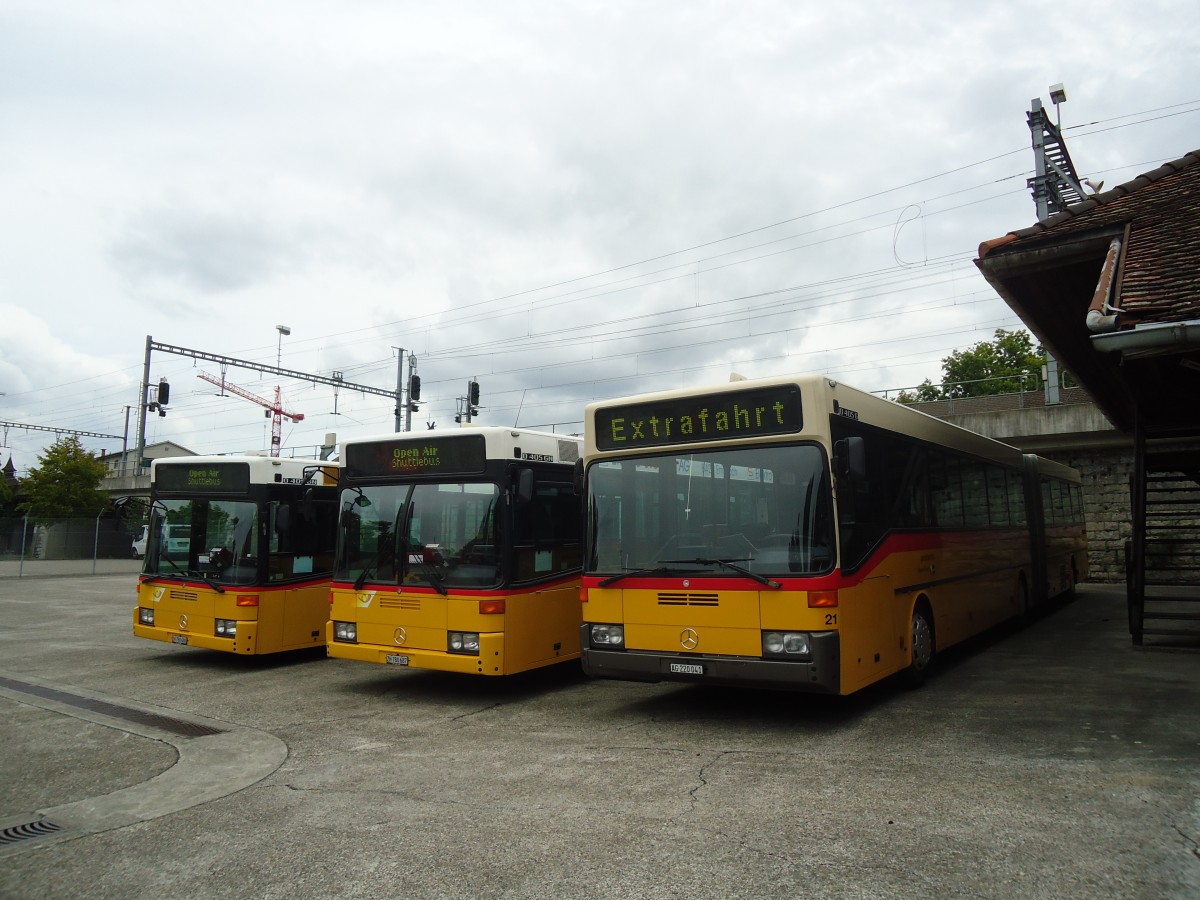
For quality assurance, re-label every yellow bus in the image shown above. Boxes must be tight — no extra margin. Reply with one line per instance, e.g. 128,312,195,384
135,456,339,655
579,374,1087,695
328,427,583,675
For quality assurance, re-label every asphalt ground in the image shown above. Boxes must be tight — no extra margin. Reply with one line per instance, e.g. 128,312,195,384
0,574,1197,899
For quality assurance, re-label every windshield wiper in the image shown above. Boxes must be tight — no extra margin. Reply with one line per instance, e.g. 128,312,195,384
411,556,448,595
143,555,226,593
195,571,226,594
598,565,691,587
353,559,379,591
661,557,781,590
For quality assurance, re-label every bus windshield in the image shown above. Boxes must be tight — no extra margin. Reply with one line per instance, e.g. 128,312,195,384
336,481,502,589
586,443,834,578
145,499,260,586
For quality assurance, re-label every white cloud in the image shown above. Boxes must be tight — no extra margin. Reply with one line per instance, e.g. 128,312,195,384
1,0,1197,469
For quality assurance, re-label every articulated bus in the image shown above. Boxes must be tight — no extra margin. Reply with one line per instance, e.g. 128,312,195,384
579,374,1087,695
327,427,583,675
135,456,339,655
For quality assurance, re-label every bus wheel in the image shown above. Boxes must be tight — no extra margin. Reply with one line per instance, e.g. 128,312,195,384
902,603,934,688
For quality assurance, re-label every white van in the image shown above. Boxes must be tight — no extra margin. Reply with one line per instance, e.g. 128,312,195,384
132,525,149,559
165,525,191,558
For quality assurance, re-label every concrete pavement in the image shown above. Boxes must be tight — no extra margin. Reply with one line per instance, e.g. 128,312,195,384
0,575,1197,898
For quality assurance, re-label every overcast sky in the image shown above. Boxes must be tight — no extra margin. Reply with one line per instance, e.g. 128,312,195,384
2,0,1198,475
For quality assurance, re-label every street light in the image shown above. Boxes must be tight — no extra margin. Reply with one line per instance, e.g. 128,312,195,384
1049,83,1067,127
276,325,291,367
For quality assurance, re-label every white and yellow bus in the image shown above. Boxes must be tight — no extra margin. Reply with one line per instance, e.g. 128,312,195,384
135,456,339,655
579,374,1087,695
328,427,583,675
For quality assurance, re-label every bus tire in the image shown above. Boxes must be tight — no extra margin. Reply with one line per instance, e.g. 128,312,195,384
902,602,934,689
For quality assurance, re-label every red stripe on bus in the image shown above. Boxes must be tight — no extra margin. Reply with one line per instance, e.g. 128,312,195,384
581,528,1034,592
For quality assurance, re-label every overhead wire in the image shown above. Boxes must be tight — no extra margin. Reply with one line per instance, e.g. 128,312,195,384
9,99,1189,460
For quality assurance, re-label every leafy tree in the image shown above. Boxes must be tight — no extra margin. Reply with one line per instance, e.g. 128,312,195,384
17,436,109,522
898,329,1043,402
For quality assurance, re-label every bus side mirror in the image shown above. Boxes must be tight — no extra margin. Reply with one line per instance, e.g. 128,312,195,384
834,436,866,482
516,467,535,505
573,458,584,496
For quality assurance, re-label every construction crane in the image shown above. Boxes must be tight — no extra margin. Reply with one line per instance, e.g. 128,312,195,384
197,371,304,457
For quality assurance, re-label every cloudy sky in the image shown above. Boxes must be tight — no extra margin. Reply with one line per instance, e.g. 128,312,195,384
2,0,1198,475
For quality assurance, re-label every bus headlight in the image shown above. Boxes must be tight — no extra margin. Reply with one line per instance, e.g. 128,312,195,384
215,619,237,637
590,624,625,648
448,632,480,655
333,621,357,643
139,607,154,626
763,631,811,658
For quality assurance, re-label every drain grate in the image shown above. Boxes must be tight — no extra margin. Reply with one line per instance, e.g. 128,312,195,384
0,676,226,738
0,819,64,847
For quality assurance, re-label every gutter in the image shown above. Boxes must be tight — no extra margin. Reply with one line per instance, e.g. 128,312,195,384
1084,237,1123,333
1091,319,1200,355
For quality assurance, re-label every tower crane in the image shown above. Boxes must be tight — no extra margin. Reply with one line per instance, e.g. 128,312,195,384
197,371,304,457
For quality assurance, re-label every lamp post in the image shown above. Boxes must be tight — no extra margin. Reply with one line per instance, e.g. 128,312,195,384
276,325,291,367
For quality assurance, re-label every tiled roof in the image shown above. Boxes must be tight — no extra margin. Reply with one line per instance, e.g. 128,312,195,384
979,150,1200,327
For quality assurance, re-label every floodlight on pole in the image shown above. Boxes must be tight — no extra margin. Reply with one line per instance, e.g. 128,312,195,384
276,325,291,367
1049,83,1067,126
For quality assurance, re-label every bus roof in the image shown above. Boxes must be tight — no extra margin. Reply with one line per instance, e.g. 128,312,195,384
340,426,582,470
584,373,1030,468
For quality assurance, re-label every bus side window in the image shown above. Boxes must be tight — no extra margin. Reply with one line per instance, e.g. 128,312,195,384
961,462,988,528
985,465,1009,526
513,481,582,582
833,421,888,570
271,496,338,578
887,439,929,528
930,452,964,527
1007,468,1027,526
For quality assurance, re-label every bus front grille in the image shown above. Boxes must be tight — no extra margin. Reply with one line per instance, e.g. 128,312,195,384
168,590,199,602
658,592,719,607
380,597,422,610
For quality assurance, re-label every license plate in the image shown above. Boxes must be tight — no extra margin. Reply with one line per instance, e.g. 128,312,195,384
669,662,704,676
171,635,189,645
385,654,409,666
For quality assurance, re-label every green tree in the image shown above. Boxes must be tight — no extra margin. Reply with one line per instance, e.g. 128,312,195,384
18,436,109,522
898,329,1043,402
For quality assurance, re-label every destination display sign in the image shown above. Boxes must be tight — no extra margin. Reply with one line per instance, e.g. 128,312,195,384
345,433,487,478
155,462,250,493
594,384,803,451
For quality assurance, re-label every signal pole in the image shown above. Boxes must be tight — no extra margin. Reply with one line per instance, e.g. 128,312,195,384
405,355,419,433
393,347,406,432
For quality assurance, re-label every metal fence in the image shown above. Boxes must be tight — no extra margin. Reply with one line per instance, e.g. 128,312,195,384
0,515,143,578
